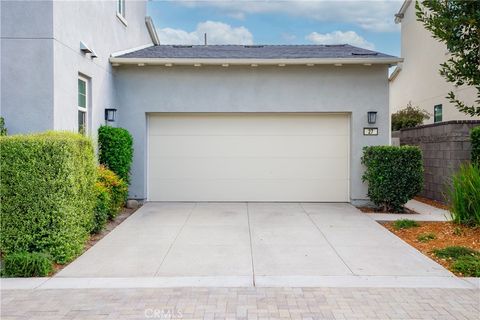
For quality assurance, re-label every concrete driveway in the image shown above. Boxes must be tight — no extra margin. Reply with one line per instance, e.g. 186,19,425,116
58,202,452,286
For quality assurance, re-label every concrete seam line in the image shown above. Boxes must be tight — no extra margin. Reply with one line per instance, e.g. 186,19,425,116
246,202,256,287
299,203,355,275
153,202,197,276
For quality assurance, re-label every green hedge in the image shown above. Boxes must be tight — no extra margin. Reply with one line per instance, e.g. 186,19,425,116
362,145,423,212
0,116,7,136
91,166,128,233
471,126,480,165
0,132,96,264
2,252,53,277
97,165,128,220
98,126,133,184
92,182,111,234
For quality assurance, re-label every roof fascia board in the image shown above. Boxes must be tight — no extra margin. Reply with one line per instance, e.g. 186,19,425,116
109,57,404,66
111,44,154,58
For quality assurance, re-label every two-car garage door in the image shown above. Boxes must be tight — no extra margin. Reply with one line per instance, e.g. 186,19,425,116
148,113,349,202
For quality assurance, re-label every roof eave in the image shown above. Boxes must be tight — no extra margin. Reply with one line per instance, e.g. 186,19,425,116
109,57,404,67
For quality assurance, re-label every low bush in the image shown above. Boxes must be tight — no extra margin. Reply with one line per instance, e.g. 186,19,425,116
393,219,420,230
362,146,423,212
448,163,480,226
471,126,480,165
391,102,430,131
98,125,133,183
433,246,479,260
92,182,111,234
97,165,128,220
417,233,436,242
452,255,480,277
0,132,96,264
2,252,53,277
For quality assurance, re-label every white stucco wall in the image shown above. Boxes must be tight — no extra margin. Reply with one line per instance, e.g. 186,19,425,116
114,64,390,203
1,0,152,135
389,1,478,123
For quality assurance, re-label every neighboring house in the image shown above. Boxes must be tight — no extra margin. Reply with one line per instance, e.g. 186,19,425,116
1,1,401,205
1,0,159,136
389,0,479,124
110,45,400,203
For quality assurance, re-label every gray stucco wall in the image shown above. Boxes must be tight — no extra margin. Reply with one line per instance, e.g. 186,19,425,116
1,1,54,134
1,0,152,135
114,64,390,202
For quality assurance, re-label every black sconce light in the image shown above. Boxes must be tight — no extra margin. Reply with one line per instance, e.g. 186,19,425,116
105,108,117,122
367,111,377,124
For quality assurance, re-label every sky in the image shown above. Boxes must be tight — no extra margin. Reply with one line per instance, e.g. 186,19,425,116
147,0,403,57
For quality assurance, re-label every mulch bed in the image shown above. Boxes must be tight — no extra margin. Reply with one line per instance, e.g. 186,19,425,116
414,196,449,210
53,206,139,273
382,221,480,276
357,206,418,214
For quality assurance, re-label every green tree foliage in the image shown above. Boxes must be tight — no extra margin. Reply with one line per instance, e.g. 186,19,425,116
416,0,480,116
392,102,431,131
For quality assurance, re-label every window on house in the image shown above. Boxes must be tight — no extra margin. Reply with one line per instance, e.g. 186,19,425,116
78,77,88,134
434,104,442,123
117,0,125,18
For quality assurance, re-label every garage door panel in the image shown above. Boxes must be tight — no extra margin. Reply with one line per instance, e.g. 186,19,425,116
149,113,349,136
148,113,349,202
149,135,348,158
149,179,349,202
149,158,349,180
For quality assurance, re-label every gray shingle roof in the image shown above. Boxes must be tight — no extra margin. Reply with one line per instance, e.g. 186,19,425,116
117,44,395,60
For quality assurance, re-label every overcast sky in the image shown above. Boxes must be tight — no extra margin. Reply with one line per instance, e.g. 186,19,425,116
147,0,403,56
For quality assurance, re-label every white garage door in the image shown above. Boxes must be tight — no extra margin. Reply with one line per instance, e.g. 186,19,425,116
148,113,349,202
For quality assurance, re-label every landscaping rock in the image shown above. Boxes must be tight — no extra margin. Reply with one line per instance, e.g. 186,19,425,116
126,199,139,209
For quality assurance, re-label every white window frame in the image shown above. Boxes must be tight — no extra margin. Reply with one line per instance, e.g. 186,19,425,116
116,0,127,26
78,75,89,134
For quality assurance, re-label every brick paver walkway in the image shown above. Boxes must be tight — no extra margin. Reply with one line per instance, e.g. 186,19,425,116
2,287,479,320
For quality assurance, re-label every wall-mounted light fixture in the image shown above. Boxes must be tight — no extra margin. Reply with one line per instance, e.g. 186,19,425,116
367,111,377,124
105,108,117,122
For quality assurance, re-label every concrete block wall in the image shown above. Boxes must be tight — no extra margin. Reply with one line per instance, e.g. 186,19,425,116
400,120,480,203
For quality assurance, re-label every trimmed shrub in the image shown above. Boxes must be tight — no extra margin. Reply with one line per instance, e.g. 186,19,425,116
97,165,128,219
362,146,423,212
92,182,111,233
391,102,430,131
0,132,96,264
448,163,480,226
471,126,480,165
98,125,133,183
2,252,53,277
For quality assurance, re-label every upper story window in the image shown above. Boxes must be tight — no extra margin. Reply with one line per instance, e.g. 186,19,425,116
434,104,443,123
117,0,127,25
78,76,89,134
